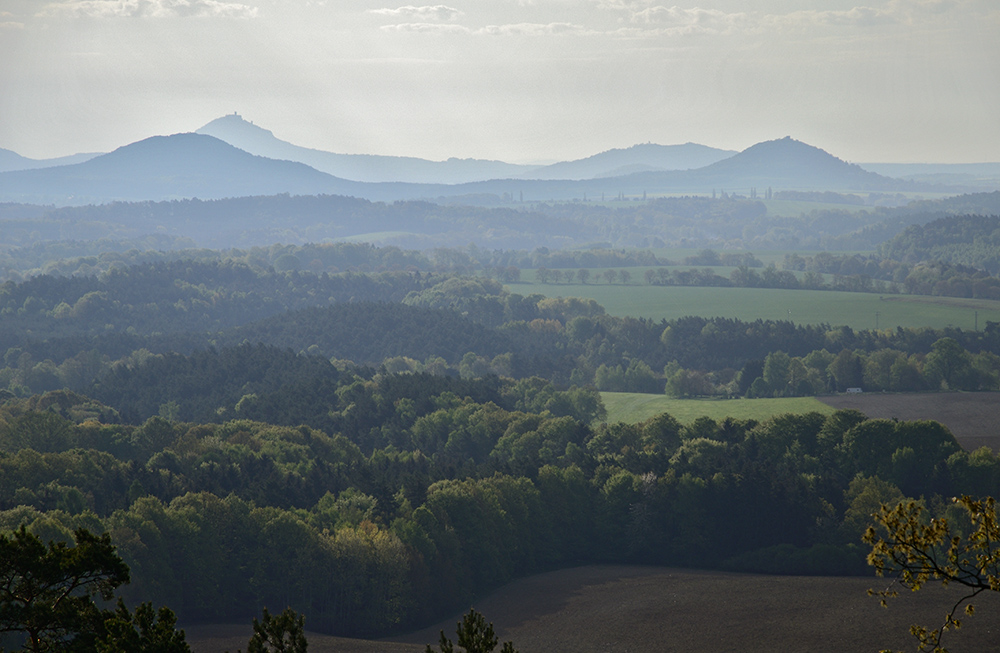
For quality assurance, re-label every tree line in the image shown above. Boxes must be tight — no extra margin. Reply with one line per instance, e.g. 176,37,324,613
3,347,1000,637
7,262,1000,399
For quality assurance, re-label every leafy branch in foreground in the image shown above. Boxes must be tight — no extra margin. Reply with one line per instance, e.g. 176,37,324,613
864,495,1000,653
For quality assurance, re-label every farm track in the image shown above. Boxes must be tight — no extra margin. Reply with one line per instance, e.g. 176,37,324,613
820,391,1000,452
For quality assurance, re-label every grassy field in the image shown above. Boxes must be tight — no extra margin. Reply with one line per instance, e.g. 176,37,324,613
188,565,1000,653
642,247,828,266
758,197,874,217
599,390,1000,452
647,247,873,267
507,281,1000,331
601,393,835,425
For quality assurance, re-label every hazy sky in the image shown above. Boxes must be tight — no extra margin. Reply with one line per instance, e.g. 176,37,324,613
1,0,998,163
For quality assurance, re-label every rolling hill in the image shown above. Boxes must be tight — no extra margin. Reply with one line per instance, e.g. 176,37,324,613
0,132,931,206
432,137,920,201
522,142,737,180
196,113,536,184
0,133,367,204
862,162,1000,190
196,114,737,184
609,136,914,194
0,147,99,173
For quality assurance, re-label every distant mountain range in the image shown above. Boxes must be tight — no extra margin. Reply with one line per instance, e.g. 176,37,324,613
0,148,99,173
522,142,737,181
626,136,899,192
859,162,1000,189
0,118,989,206
196,114,534,184
196,114,739,184
0,134,366,205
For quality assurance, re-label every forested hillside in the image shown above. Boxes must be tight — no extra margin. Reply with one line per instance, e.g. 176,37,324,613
4,260,1000,401
0,261,441,343
3,190,998,255
881,213,1000,273
4,201,1000,645
4,367,995,637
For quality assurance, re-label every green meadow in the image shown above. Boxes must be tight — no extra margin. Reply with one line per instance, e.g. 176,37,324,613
600,392,836,425
507,281,1000,331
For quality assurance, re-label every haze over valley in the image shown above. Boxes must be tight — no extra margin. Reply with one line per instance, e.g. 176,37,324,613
2,1,1000,652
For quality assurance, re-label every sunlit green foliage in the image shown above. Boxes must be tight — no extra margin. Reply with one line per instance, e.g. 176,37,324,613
866,496,1000,652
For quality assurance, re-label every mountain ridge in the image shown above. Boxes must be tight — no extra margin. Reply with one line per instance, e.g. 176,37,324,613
594,136,914,194
0,148,100,173
525,142,737,180
0,132,946,206
0,133,364,204
196,113,536,184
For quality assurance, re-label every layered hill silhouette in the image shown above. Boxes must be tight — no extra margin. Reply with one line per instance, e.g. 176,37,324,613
522,142,736,180
0,131,924,206
197,114,738,183
0,147,99,173
445,137,915,199
608,136,908,192
196,113,535,184
0,133,367,204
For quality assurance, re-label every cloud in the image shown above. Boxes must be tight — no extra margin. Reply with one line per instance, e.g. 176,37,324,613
379,22,469,33
593,4,913,38
889,0,957,13
476,22,592,36
370,5,462,21
774,6,898,28
39,0,258,19
630,6,748,34
377,18,592,37
0,9,23,27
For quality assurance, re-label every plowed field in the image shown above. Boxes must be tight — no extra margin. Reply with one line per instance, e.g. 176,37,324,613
820,391,1000,452
188,565,1000,653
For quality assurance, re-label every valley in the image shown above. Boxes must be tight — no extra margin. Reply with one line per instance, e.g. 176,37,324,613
1,117,999,653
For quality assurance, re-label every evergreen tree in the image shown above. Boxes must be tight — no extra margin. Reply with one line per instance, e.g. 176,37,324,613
246,607,307,653
425,609,517,653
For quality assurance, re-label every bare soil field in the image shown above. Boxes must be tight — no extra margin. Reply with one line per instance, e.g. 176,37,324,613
820,391,1000,452
188,565,1000,653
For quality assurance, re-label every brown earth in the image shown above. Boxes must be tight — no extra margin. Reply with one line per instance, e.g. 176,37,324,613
819,391,1000,452
187,565,1000,653
186,393,1000,653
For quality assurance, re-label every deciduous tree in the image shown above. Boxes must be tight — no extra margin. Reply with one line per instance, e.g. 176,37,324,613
865,496,1000,652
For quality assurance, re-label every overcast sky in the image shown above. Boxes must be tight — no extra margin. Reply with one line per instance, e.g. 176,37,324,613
1,0,997,163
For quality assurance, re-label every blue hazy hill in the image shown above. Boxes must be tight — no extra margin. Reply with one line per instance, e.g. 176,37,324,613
196,113,537,184
0,133,366,204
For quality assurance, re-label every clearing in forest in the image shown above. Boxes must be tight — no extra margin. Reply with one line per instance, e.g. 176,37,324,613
600,393,834,425
820,391,1000,452
507,282,1000,331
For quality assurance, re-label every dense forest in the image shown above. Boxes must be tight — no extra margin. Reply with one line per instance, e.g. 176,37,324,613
4,258,1000,400
2,191,998,257
4,190,1000,647
880,212,1000,274
2,361,994,637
